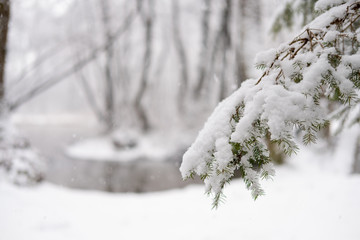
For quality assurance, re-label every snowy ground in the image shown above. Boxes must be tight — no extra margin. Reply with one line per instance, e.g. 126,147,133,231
2,121,360,240
1,161,360,240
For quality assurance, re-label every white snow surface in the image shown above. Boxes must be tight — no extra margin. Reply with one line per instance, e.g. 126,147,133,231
1,121,360,240
1,156,360,240
315,0,349,11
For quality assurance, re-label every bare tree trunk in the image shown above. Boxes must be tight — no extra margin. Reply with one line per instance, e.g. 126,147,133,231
235,0,262,87
100,0,116,131
134,0,154,132
210,0,232,101
0,0,43,185
0,0,10,102
220,0,232,100
172,0,189,113
353,134,360,173
194,0,211,99
235,0,248,87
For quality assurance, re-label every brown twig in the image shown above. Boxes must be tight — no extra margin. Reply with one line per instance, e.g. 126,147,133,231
275,69,284,84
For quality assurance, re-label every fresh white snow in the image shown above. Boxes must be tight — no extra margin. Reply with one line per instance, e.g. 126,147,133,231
1,147,360,240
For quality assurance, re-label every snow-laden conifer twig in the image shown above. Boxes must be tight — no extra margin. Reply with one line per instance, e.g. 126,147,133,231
180,0,360,208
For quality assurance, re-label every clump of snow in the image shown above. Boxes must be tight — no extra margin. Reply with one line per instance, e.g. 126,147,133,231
343,55,360,68
214,137,234,171
324,30,339,42
180,85,245,177
254,48,277,67
315,0,349,11
310,1,350,29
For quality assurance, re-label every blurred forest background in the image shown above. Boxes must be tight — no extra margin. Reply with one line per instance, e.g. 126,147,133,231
2,0,359,190
3,0,287,190
8,0,277,129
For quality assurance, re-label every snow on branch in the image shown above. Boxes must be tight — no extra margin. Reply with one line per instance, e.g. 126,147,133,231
180,0,360,208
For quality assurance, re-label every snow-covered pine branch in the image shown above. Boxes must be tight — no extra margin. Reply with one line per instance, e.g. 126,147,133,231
180,0,360,208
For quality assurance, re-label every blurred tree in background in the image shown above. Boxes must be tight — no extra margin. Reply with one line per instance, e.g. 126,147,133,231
5,0,266,134
0,0,43,185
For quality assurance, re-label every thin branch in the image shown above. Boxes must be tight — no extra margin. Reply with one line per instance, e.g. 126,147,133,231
134,0,154,132
9,44,65,89
172,0,189,112
194,0,211,98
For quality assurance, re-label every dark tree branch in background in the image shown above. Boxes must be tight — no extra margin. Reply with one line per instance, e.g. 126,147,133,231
8,31,94,92
100,0,116,131
172,0,189,112
8,11,136,111
194,0,211,99
354,135,360,173
235,0,249,87
210,0,232,101
0,0,10,101
9,44,65,90
134,0,154,132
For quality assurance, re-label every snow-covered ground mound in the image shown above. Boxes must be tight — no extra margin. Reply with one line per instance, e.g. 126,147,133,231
66,130,185,162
